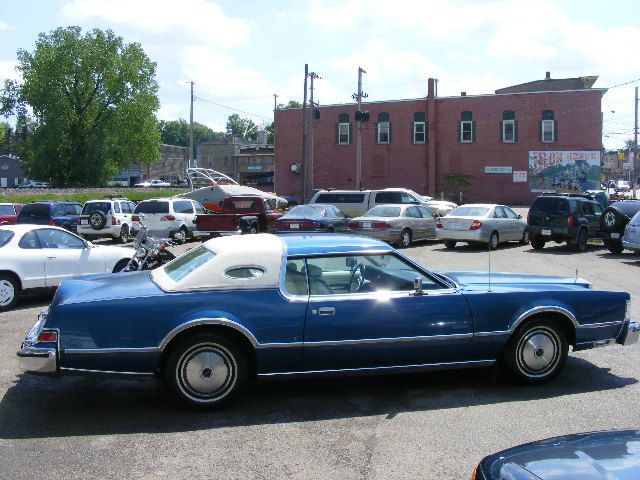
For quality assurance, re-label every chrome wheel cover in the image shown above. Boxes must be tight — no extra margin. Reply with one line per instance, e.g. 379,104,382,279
176,343,236,402
490,233,498,249
604,211,616,227
90,212,102,228
401,232,411,246
516,327,560,377
522,231,529,243
0,279,15,306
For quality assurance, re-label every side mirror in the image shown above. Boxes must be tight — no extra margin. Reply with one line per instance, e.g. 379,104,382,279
411,277,423,296
517,214,522,219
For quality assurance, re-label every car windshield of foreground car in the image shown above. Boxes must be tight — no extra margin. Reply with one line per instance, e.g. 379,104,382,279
134,201,170,214
0,230,14,247
449,206,490,217
284,205,326,218
530,197,567,214
629,211,640,227
163,245,216,282
82,202,111,214
0,205,15,215
365,206,401,217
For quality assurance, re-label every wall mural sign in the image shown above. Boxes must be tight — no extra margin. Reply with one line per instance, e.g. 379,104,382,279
529,151,601,192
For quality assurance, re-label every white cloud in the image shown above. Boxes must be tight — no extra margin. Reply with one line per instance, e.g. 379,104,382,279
0,21,13,31
61,0,251,48
0,60,19,83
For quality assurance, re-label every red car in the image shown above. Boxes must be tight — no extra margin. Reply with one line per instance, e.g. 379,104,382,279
0,203,23,225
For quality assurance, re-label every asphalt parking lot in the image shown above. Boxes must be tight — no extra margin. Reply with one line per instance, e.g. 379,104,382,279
1,228,639,479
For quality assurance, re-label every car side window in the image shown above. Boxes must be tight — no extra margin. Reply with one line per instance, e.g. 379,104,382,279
173,200,194,214
593,203,603,215
36,229,85,249
582,202,594,215
494,207,507,218
406,206,422,218
193,201,206,214
418,206,433,218
400,192,416,204
54,204,67,216
504,207,518,219
19,230,42,249
113,202,121,214
283,258,308,296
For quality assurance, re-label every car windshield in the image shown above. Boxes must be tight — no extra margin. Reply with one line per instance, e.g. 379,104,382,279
629,211,640,227
449,206,489,217
530,197,568,214
0,230,14,247
82,202,111,215
365,206,401,217
134,201,170,214
284,205,326,218
0,205,15,215
163,245,216,282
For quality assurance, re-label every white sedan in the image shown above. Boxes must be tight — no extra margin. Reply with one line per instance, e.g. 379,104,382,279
0,225,135,311
134,179,171,188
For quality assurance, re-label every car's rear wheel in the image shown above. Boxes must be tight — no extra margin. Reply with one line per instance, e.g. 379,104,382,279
488,231,499,250
248,224,258,234
115,225,129,244
112,259,130,273
398,229,412,248
0,273,19,311
163,333,247,409
570,228,588,252
444,240,456,249
520,230,530,245
531,236,545,250
501,319,568,384
606,239,624,254
174,226,188,244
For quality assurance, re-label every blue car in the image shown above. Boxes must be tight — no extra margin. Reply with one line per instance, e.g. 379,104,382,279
18,234,639,408
17,201,83,232
273,204,349,233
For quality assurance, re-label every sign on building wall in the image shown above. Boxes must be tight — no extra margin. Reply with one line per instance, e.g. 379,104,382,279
484,166,512,174
513,171,527,182
529,151,601,192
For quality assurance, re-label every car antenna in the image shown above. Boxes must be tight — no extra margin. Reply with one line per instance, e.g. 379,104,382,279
488,242,492,293
574,268,578,284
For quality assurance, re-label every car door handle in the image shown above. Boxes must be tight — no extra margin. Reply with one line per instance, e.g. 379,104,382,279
317,307,335,316
46,256,56,260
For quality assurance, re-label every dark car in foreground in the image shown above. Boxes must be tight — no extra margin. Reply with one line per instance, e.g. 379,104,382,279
527,194,603,251
274,204,349,233
599,200,640,254
17,234,638,409
473,429,640,479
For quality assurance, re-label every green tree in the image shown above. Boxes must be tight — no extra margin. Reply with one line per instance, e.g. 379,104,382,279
0,26,160,186
158,119,225,157
277,100,303,109
226,113,258,141
265,122,274,144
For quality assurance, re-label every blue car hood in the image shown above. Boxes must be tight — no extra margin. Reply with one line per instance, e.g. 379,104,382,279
439,271,591,291
51,271,164,307
482,430,640,480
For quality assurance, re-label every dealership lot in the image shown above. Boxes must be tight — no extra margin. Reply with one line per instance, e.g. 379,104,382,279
1,236,639,479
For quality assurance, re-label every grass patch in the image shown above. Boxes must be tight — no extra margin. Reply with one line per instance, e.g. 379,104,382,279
0,189,190,204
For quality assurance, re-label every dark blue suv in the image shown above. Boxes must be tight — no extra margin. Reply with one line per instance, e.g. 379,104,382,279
17,201,83,232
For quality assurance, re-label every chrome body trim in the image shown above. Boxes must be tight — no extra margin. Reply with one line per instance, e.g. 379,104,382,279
576,320,624,330
17,346,57,374
258,359,496,378
59,367,154,377
301,332,473,348
158,318,260,350
474,330,509,338
64,347,161,355
511,306,578,332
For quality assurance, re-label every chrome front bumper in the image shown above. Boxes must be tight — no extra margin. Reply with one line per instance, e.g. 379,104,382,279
17,345,58,374
617,320,640,346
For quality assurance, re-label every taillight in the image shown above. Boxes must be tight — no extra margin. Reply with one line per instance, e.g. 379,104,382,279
372,222,391,229
132,215,140,221
349,221,360,229
469,220,482,230
161,215,176,221
48,219,55,226
37,331,57,343
112,216,117,225
276,221,285,228
436,218,443,228
76,218,81,225
567,216,573,228
526,212,530,224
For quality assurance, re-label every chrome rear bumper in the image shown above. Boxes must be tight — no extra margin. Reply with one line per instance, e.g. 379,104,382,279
17,346,57,374
617,320,640,346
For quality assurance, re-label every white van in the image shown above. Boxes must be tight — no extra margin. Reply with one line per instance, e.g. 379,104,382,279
309,188,456,217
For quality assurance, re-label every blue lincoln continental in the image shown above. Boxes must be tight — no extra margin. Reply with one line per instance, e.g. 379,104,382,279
18,234,639,408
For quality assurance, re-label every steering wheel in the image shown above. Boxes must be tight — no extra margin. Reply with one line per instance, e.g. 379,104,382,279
349,264,366,293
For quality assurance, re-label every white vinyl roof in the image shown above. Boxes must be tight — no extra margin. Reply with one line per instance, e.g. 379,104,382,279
152,234,285,292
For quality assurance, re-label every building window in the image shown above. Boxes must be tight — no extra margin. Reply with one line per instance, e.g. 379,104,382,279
540,110,556,143
336,113,351,144
224,156,229,166
377,112,391,144
459,111,474,143
207,155,213,167
501,111,516,143
413,112,426,143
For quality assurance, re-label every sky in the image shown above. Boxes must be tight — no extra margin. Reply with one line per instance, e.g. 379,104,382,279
0,0,638,150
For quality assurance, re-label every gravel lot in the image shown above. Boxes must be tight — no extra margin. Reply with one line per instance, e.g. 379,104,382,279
1,221,639,479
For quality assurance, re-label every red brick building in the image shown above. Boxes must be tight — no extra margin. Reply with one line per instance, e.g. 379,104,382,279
274,74,605,204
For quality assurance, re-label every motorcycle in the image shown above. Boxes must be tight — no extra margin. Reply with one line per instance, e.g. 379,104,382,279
122,214,183,271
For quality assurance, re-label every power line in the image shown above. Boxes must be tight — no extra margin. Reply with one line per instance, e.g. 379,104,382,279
194,95,272,121
606,77,640,89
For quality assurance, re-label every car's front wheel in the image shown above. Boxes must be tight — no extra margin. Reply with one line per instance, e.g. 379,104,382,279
531,236,545,250
444,240,456,249
163,333,247,409
115,225,129,244
112,258,131,273
606,239,624,254
570,228,588,252
0,273,19,311
502,319,568,384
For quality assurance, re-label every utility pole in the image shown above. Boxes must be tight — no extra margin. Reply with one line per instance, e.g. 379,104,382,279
308,72,321,196
634,86,638,198
301,64,309,202
273,93,278,111
352,67,367,190
189,81,194,169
